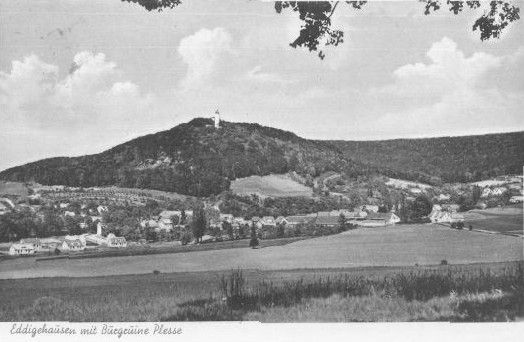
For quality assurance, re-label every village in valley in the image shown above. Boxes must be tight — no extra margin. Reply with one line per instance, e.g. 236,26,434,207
1,140,522,258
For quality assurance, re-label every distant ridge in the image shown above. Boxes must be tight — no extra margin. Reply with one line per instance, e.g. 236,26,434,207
327,131,524,184
0,118,522,196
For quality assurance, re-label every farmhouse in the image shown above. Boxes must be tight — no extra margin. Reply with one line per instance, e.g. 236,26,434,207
314,215,340,228
260,216,276,227
19,238,42,251
60,239,85,252
106,234,127,248
360,205,379,213
158,218,174,231
275,216,287,225
360,212,400,227
220,213,234,223
8,243,36,256
285,215,314,228
429,209,452,223
233,217,249,226
97,205,109,214
141,219,159,229
437,194,451,201
343,210,367,221
491,187,507,196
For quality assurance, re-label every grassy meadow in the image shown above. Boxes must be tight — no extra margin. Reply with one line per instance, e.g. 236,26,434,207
1,224,521,279
0,262,522,322
465,205,523,236
230,174,313,198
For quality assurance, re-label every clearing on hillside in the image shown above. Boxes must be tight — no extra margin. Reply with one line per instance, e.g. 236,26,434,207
230,174,313,198
0,181,29,197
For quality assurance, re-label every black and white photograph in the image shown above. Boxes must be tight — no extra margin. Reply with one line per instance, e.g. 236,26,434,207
0,0,523,337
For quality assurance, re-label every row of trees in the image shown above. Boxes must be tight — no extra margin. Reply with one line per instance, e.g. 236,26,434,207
0,208,97,242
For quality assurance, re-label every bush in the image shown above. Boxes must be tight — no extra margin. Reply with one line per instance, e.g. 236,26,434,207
440,259,448,266
180,231,193,245
153,270,161,275
249,237,259,248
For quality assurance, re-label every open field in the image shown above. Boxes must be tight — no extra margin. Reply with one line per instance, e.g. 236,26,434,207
0,262,521,321
15,236,307,261
465,205,523,236
230,174,313,198
0,224,521,279
0,181,29,197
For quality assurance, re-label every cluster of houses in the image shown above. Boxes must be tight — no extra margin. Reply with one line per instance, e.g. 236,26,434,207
7,223,127,256
141,205,402,239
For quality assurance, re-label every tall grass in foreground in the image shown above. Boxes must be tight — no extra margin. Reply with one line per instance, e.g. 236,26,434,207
165,263,524,321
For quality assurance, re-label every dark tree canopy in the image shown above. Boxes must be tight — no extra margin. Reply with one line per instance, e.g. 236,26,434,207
122,0,181,11
122,0,520,59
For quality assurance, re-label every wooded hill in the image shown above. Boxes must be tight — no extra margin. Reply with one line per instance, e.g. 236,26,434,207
327,131,524,184
0,118,522,196
0,119,355,196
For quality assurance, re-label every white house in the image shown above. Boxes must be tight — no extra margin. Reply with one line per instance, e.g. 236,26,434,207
437,194,451,202
59,202,70,209
64,234,87,246
219,213,234,223
9,243,36,256
60,239,85,252
409,188,423,195
97,205,108,214
481,188,492,198
275,216,287,225
106,234,127,248
365,212,401,226
491,187,507,196
429,210,452,223
158,218,174,231
260,216,276,227
360,205,379,213
64,211,76,217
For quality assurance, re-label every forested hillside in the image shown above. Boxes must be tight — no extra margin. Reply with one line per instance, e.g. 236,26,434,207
328,131,524,184
0,119,354,196
1,118,522,195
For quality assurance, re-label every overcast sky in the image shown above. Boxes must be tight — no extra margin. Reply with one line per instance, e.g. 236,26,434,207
1,0,523,171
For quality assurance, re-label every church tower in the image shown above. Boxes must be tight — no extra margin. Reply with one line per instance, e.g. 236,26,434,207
213,109,220,129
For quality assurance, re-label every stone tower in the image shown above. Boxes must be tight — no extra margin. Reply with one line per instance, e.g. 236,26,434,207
213,109,220,129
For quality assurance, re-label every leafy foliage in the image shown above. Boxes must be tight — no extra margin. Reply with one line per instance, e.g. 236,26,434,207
123,0,520,59
121,0,181,11
421,0,520,41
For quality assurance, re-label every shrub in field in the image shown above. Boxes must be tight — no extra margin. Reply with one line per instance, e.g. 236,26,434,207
220,269,247,309
249,237,259,248
454,289,523,322
440,259,448,266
